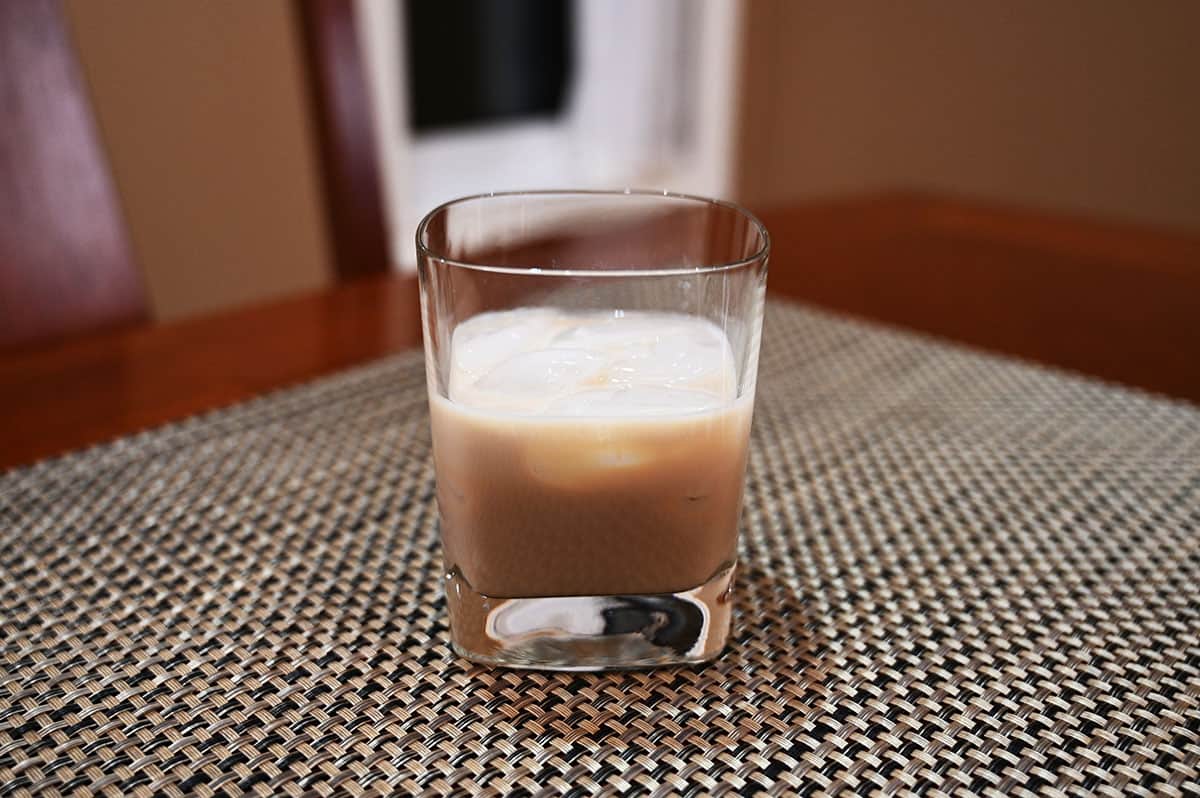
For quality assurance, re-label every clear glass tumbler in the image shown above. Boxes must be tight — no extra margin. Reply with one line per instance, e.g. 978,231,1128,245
416,190,769,670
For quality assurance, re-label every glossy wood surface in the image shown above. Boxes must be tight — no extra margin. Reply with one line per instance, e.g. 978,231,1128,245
0,275,421,470
2,195,1197,471
759,193,1200,401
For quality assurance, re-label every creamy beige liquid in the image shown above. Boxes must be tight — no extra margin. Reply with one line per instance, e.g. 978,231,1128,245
429,308,753,598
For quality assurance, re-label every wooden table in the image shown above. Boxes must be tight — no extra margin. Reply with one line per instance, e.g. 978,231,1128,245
3,193,1198,471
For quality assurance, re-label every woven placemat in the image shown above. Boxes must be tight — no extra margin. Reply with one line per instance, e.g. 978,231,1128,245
2,299,1198,797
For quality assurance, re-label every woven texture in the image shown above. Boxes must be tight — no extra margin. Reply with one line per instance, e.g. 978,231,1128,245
2,299,1198,797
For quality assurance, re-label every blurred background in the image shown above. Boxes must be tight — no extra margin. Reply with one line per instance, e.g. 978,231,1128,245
3,0,1198,339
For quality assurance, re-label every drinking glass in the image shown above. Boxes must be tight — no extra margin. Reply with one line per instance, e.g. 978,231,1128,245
417,190,769,670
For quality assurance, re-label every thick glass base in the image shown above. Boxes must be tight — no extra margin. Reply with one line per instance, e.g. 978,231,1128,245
444,563,736,671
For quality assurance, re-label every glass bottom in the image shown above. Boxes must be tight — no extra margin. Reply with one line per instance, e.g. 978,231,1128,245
444,562,736,671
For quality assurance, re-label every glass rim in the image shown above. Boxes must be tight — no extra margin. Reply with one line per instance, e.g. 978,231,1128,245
415,189,771,277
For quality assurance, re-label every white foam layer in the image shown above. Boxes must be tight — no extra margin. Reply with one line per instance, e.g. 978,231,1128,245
446,308,738,417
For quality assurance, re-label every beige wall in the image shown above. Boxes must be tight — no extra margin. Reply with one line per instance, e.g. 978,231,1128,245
65,0,332,321
737,1,1200,232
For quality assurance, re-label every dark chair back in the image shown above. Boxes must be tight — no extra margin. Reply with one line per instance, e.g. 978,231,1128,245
0,0,146,348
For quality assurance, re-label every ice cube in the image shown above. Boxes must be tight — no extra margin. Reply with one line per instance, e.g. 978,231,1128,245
607,327,736,394
452,309,562,377
526,385,729,486
552,314,692,355
546,385,727,417
473,348,608,400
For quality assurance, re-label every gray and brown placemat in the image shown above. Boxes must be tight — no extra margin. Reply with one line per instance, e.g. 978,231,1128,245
2,299,1198,797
